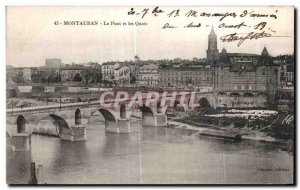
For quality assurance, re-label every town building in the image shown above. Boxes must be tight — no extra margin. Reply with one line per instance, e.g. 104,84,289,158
102,62,120,81
101,62,130,84
6,66,23,83
83,62,101,69
273,55,294,112
206,27,219,65
22,68,32,81
158,61,212,88
127,56,143,84
45,58,64,68
30,67,46,83
115,65,130,85
274,55,294,90
213,46,278,109
134,55,141,62
137,64,158,87
59,68,84,82
56,67,101,84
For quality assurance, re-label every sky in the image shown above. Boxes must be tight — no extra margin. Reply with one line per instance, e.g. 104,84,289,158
6,6,294,67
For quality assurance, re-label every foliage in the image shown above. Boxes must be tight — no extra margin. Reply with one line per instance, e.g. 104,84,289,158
73,73,83,82
233,118,247,128
8,89,17,98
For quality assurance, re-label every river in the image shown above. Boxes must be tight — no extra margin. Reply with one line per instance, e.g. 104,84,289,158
7,119,293,184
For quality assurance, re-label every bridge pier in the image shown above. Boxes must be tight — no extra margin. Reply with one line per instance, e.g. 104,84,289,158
60,125,86,141
142,113,167,127
11,134,31,151
118,118,130,133
105,119,130,133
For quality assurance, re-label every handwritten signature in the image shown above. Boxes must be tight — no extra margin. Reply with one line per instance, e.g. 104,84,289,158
220,31,288,47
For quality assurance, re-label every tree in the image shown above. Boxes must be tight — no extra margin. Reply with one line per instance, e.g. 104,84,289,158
96,73,102,83
12,73,24,83
31,74,43,83
73,73,83,82
8,89,17,98
54,74,61,83
199,98,210,109
130,74,136,84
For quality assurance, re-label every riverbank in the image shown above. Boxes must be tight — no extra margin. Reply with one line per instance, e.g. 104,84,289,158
28,110,286,144
167,118,278,143
169,108,295,143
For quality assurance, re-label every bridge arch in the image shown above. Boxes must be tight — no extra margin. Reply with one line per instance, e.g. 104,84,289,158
33,114,72,137
16,115,26,133
230,92,241,97
139,104,153,115
120,104,126,118
174,100,180,108
75,109,81,125
243,92,254,97
157,102,162,113
217,92,227,96
89,108,117,122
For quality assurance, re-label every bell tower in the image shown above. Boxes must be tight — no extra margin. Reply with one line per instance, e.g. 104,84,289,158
206,26,219,65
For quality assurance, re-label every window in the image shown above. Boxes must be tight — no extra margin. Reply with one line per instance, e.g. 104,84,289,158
238,85,242,90
234,85,237,90
249,85,252,90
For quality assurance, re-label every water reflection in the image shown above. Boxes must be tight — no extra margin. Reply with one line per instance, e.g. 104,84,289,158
7,121,293,184
7,149,31,184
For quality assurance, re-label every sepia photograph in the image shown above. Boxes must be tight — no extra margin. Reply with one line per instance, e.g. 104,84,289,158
5,6,295,185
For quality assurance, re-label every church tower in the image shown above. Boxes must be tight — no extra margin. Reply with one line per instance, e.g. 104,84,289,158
206,26,219,65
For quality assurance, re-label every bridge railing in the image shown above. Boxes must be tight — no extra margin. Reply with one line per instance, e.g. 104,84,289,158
6,91,207,114
6,101,100,114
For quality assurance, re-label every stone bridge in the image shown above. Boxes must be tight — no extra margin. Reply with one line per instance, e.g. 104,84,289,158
6,91,214,151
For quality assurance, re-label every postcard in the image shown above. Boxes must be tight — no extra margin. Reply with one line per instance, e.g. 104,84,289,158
6,6,294,185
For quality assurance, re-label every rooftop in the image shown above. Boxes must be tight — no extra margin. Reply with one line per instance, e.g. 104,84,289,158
140,64,158,70
227,53,259,57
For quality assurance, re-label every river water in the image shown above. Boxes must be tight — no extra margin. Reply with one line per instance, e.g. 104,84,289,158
7,118,293,184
